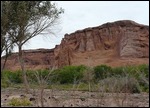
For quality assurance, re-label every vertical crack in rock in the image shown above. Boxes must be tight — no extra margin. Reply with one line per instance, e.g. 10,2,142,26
1,20,149,70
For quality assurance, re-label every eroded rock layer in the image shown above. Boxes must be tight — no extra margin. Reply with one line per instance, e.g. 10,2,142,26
1,20,149,70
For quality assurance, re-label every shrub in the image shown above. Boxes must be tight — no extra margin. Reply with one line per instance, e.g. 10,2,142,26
8,98,32,106
26,70,36,84
1,70,23,84
49,69,62,84
94,65,112,80
8,70,23,83
27,69,50,84
1,79,10,88
53,65,87,84
1,70,11,88
136,64,149,93
1,70,12,79
82,67,94,83
137,64,149,78
99,76,140,93
112,64,149,93
112,66,128,77
126,64,149,92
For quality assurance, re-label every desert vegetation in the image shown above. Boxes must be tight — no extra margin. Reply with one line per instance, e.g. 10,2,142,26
1,64,149,107
1,1,149,107
1,64,149,92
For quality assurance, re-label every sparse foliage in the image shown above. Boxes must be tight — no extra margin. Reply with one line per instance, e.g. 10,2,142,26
8,97,31,106
1,64,149,93
1,1,64,92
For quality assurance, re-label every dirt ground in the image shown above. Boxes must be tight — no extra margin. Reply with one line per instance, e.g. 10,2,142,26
1,88,149,107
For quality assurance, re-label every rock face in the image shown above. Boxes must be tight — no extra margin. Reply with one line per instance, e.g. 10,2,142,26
1,20,149,70
1,49,55,70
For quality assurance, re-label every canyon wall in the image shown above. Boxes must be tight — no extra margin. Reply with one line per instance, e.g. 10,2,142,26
1,20,149,70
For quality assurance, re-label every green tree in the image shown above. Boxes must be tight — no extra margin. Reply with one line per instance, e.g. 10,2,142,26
1,1,64,92
1,1,15,70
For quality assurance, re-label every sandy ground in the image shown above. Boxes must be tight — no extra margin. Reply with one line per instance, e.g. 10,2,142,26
1,88,149,107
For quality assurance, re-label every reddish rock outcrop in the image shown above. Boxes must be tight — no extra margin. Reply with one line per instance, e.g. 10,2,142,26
1,20,149,70
1,49,55,70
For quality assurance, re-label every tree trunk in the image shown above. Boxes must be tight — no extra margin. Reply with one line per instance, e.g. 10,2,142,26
1,54,8,71
1,49,9,71
18,45,30,93
40,87,44,107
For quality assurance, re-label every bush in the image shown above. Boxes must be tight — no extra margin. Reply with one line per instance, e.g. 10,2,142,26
1,64,148,92
94,65,112,80
1,70,11,88
1,79,10,88
1,70,23,84
26,69,50,84
137,64,149,79
26,70,36,84
112,67,123,76
8,70,23,83
99,76,140,93
112,64,149,93
8,98,32,106
82,67,94,83
126,64,149,93
49,69,62,84
112,66,130,77
136,64,149,93
53,65,87,84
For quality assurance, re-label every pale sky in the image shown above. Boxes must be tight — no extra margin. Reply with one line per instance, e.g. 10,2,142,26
14,1,149,52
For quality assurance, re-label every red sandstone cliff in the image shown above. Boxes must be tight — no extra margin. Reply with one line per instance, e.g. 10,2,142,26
1,20,149,70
